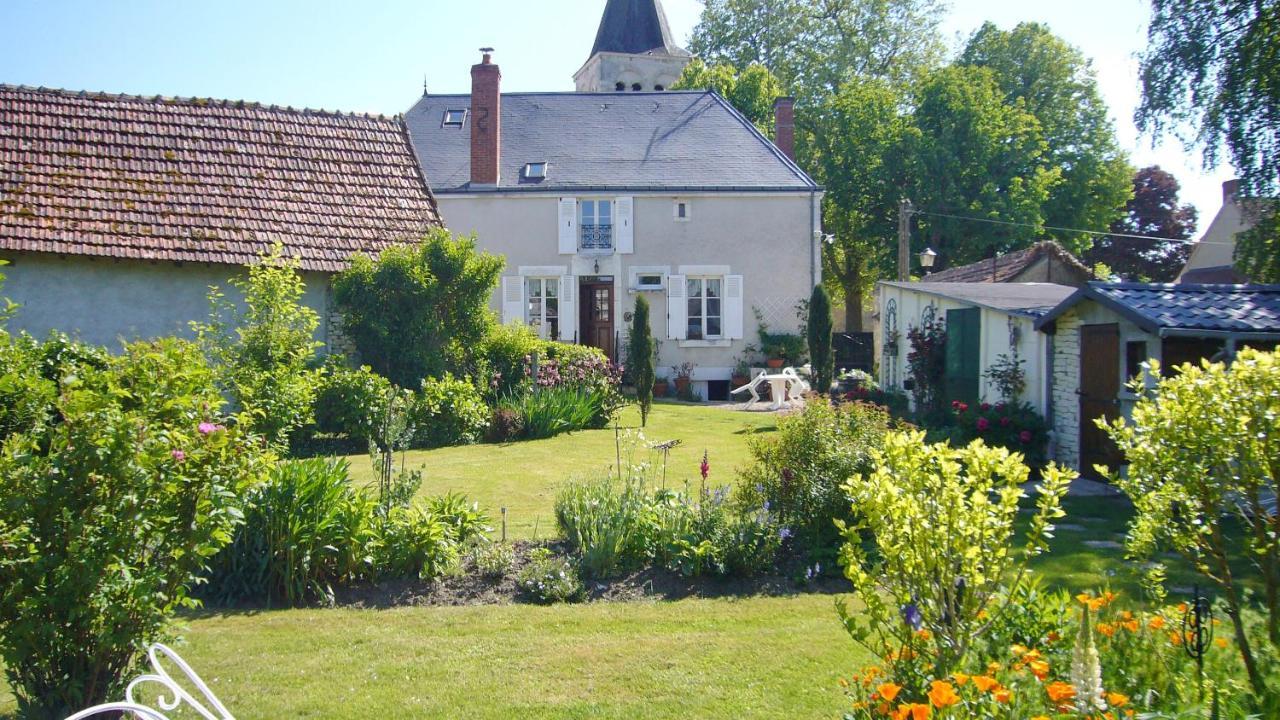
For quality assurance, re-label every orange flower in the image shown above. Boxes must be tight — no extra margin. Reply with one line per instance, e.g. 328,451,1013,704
987,661,1001,675
928,681,959,709
1028,658,1050,680
878,683,903,703
1097,622,1117,638
895,703,931,720
993,687,1012,704
1107,692,1129,708
1169,632,1185,647
1177,602,1189,614
952,672,970,686
1121,619,1140,633
1076,593,1106,611
1214,638,1229,649
1011,644,1029,656
1046,681,1077,704
972,675,1000,693
916,628,933,640
1031,716,1052,720
1047,631,1061,643
1148,616,1166,631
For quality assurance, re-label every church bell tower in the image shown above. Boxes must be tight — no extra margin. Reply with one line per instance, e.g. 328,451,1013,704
574,0,693,93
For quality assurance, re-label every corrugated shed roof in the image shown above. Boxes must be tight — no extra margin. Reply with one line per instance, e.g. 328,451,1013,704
1035,282,1280,334
881,281,1077,317
405,91,818,193
923,241,1093,284
0,85,443,272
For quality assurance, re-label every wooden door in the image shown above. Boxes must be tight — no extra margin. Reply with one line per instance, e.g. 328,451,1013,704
1079,323,1123,476
944,307,981,405
579,280,615,360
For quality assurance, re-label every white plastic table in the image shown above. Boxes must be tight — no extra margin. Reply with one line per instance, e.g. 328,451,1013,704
730,367,809,410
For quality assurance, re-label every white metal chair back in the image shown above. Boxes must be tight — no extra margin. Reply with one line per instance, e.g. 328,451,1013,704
63,644,233,720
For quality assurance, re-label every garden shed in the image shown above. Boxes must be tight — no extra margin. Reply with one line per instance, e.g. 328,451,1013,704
877,281,1077,415
1035,283,1280,474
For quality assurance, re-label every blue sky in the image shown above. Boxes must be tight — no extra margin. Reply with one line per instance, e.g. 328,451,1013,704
0,0,1233,228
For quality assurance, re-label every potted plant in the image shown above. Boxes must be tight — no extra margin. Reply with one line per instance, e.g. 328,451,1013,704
671,362,696,399
731,356,751,387
653,378,669,397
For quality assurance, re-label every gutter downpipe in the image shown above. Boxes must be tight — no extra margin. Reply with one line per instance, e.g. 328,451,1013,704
810,189,818,289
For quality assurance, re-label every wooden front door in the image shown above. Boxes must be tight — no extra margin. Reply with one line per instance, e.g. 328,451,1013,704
579,280,614,360
944,307,981,406
1079,323,1123,476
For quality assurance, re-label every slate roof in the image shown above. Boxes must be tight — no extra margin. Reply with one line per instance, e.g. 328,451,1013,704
590,0,690,57
0,85,442,272
881,281,1077,318
1035,282,1280,335
923,241,1093,284
405,91,818,193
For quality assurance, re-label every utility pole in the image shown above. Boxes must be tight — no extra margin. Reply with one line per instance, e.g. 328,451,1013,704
897,198,914,281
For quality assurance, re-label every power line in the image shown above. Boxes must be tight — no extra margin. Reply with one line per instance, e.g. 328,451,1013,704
911,209,1230,246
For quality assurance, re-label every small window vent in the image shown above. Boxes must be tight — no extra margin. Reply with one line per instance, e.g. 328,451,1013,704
522,162,549,180
635,274,664,291
443,109,467,127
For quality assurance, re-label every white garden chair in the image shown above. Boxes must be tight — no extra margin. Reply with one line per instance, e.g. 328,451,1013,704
730,367,809,410
63,644,233,720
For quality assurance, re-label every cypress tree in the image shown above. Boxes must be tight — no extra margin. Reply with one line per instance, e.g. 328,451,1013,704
629,295,656,426
807,285,834,393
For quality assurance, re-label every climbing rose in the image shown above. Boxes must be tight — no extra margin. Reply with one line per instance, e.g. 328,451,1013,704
1020,430,1033,444
976,417,990,432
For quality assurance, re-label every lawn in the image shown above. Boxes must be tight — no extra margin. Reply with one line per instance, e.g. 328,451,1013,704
0,403,1231,718
347,401,779,540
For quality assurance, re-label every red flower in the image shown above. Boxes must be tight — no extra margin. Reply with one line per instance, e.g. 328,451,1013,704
1019,430,1033,443
976,417,990,432
700,451,710,480
999,417,1012,427
980,402,991,411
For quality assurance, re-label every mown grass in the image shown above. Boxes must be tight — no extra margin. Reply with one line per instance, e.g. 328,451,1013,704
0,404,1247,718
347,401,778,540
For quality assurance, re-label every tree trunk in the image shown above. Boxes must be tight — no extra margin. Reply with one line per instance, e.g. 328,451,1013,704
844,287,862,333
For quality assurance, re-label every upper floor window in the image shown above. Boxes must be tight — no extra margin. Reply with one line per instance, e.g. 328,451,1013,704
525,277,560,340
686,276,723,340
580,199,613,252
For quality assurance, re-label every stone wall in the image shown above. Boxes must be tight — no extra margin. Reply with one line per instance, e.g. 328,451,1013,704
1048,307,1082,469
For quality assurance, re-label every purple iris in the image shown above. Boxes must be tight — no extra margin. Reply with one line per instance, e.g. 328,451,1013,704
901,601,924,631
779,527,793,540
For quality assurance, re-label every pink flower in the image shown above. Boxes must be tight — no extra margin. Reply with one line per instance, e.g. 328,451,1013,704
700,451,710,480
956,403,969,414
171,449,186,462
976,417,990,432
999,417,1012,427
198,422,219,435
1019,430,1033,444
980,402,991,411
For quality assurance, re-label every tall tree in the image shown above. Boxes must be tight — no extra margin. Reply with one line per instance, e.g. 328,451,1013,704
690,0,947,99
672,59,787,133
959,22,1132,253
909,66,1060,269
1084,166,1198,282
804,76,915,330
1137,0,1280,281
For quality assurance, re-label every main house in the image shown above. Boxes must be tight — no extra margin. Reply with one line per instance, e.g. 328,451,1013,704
0,84,442,349
406,0,823,400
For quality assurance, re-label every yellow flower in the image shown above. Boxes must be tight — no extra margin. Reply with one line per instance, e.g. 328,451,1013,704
952,672,970,686
928,680,959,709
877,682,903,703
1011,643,1029,656
1107,692,1129,708
1031,716,1052,720
1028,658,1050,680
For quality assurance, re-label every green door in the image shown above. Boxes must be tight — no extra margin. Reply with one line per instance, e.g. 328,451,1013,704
945,307,981,405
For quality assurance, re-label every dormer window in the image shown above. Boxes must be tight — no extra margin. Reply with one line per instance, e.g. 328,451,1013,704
442,109,467,128
631,83,642,92
522,162,549,180
615,82,626,92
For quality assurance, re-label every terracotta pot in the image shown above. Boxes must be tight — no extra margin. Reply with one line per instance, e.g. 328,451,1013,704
731,374,749,388
766,357,785,369
675,377,691,395
652,381,669,397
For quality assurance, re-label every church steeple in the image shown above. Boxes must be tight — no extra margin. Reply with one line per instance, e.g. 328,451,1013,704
574,0,693,93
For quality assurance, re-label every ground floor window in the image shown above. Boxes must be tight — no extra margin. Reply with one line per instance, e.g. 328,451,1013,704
526,277,559,340
686,276,722,340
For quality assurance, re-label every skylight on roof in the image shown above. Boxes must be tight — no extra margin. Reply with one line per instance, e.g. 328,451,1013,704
442,109,467,127
522,162,549,180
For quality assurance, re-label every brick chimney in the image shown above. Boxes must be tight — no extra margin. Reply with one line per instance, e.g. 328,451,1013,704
773,96,795,161
470,49,501,187
1224,178,1241,204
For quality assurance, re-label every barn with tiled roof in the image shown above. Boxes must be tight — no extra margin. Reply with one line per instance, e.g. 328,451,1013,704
0,84,443,347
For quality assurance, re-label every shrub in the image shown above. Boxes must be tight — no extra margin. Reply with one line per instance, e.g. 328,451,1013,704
204,457,374,606
837,431,1072,690
517,548,585,604
376,505,458,581
410,373,490,449
905,314,947,420
485,406,524,443
0,337,269,719
422,491,492,544
311,358,393,443
1103,348,1280,700
333,228,504,388
466,539,516,579
478,323,545,398
807,284,834,392
737,400,891,555
194,244,322,447
500,386,602,440
630,295,656,426
555,473,654,577
949,400,1050,467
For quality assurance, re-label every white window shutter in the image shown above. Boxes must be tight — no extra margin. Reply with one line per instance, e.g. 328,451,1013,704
558,198,578,255
559,275,577,343
667,274,687,340
724,274,744,339
615,196,634,254
502,276,525,325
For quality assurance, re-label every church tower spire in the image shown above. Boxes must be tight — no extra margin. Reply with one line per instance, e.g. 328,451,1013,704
574,0,693,93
